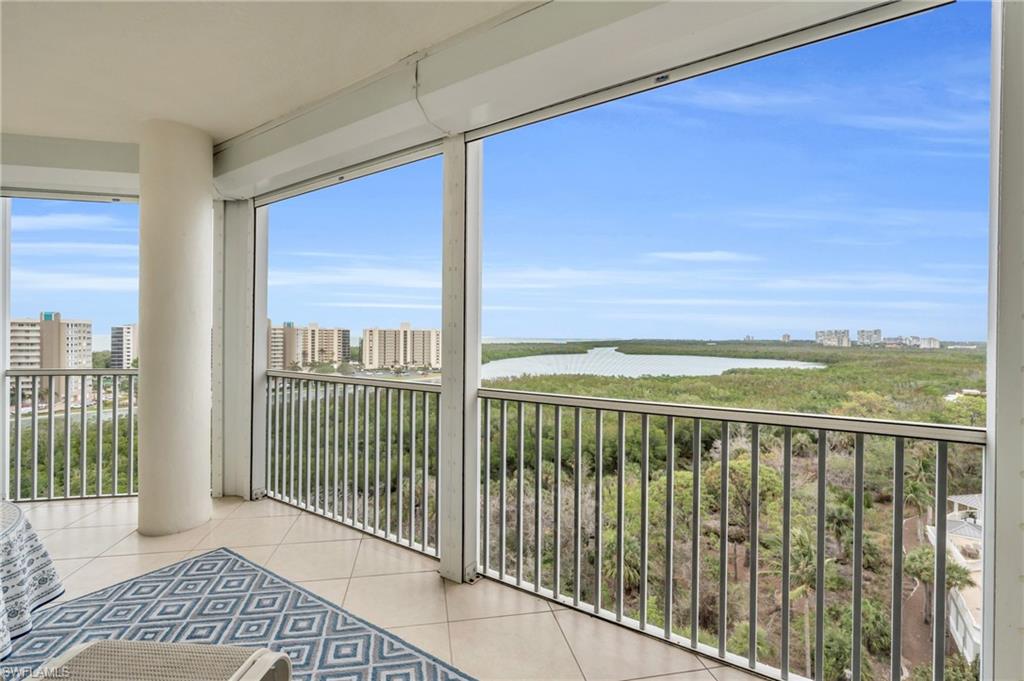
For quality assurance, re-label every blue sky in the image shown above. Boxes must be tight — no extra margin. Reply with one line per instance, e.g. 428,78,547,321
11,1,991,347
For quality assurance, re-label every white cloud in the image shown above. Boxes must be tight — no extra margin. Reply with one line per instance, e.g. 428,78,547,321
647,251,759,263
13,242,137,257
312,302,441,310
758,272,985,295
269,267,440,289
12,213,134,232
11,269,137,292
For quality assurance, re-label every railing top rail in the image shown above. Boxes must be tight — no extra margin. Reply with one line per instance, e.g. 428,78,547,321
477,387,987,445
6,368,138,377
267,369,441,393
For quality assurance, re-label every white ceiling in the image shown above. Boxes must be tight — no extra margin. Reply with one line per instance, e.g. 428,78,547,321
0,1,527,145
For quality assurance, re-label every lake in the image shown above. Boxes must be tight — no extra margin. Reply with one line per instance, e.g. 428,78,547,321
480,346,823,380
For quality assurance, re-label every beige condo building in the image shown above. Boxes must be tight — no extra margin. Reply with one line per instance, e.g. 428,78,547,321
268,321,351,370
362,322,441,370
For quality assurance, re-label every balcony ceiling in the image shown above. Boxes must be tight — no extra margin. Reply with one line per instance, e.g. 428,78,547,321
0,0,529,145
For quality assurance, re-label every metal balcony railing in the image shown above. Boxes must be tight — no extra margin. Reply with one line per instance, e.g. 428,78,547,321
477,387,986,681
6,369,138,501
265,370,441,557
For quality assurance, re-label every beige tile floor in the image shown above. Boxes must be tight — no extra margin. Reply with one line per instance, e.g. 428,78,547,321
21,496,761,681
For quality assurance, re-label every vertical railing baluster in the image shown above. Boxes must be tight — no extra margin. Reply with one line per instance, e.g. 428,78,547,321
266,377,273,496
516,400,525,586
354,385,361,524
343,385,351,521
594,409,603,613
315,382,322,512
266,377,274,496
665,416,675,639
748,424,759,665
483,398,491,571
386,388,393,535
376,387,382,532
434,394,440,553
47,376,54,498
815,429,827,681
13,377,21,500
129,375,136,494
363,386,370,528
718,421,729,656
690,418,701,650
324,382,331,513
409,391,416,544
932,441,948,681
112,375,120,495
276,378,284,498
297,381,305,506
79,376,87,498
499,400,508,579
287,379,295,502
535,402,543,591
573,407,582,607
616,411,625,622
782,426,792,678
333,384,341,518
397,390,404,542
891,437,905,681
640,413,650,630
307,381,314,509
852,433,865,681
31,375,38,498
422,391,429,547
95,375,102,496
64,377,71,498
553,406,562,599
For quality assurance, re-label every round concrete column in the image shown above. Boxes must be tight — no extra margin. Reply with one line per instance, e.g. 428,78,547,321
137,120,213,536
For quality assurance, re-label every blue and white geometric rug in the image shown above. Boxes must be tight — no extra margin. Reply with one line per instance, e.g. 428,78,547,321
0,547,474,681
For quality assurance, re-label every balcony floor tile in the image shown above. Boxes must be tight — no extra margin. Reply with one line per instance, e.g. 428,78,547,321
351,536,439,577
554,609,707,681
343,571,448,628
386,622,452,663
264,539,360,582
448,611,583,681
281,512,362,544
445,577,551,621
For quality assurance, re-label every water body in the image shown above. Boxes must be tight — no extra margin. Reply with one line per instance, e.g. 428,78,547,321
481,346,824,380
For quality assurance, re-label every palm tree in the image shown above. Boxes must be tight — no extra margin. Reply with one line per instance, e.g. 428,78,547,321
904,454,935,542
904,545,975,631
788,528,819,677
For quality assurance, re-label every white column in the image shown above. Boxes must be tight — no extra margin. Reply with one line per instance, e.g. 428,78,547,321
137,120,213,536
439,135,482,582
984,2,1024,678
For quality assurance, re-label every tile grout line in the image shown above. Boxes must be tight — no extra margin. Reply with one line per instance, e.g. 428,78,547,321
339,538,364,607
441,576,455,664
547,608,588,680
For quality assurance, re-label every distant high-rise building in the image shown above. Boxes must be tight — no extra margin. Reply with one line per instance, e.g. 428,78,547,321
815,329,850,347
781,334,791,343
918,337,941,350
362,322,441,370
36,312,92,369
111,324,138,369
743,335,754,342
10,312,92,398
302,323,351,366
9,318,41,369
857,329,882,345
267,321,350,370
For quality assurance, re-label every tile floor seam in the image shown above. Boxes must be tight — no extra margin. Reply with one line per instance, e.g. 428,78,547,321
441,576,454,664
546,609,588,681
620,670,714,681
262,513,303,564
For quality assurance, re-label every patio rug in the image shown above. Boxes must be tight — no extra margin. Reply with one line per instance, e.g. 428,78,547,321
0,547,474,681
